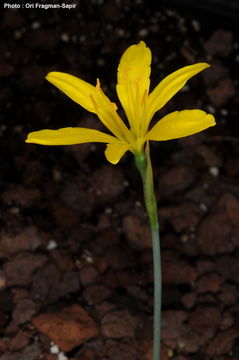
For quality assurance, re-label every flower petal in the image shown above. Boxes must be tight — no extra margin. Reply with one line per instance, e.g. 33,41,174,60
116,41,151,136
146,63,210,128
146,110,216,141
26,127,117,145
46,73,132,143
91,80,134,143
104,142,130,164
46,72,96,113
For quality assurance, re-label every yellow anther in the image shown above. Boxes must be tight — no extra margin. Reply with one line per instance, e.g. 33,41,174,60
111,102,118,111
96,78,101,91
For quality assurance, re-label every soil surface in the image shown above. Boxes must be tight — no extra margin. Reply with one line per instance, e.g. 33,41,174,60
1,1,239,359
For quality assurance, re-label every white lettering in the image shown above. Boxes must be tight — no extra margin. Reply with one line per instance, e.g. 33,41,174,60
62,3,77,9
4,3,21,8
3,2,78,10
35,3,60,9
25,3,34,8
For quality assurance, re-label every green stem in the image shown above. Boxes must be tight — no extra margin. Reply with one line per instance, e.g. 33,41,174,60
152,227,161,360
135,147,161,360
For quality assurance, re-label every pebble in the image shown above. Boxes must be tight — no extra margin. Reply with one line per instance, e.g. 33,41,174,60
207,78,235,107
10,331,31,351
0,342,40,360
204,29,233,57
206,328,239,356
221,108,228,116
46,240,58,251
138,28,148,37
191,19,200,32
161,310,188,340
50,344,59,354
105,245,133,270
218,284,238,305
199,202,208,212
93,165,126,201
58,353,68,360
206,104,216,114
12,298,36,325
31,21,40,29
0,226,41,256
82,284,112,305
158,166,195,198
3,253,47,287
60,33,70,42
122,215,152,250
197,194,239,255
79,266,99,286
196,144,222,167
189,306,222,334
33,305,99,352
162,251,197,284
158,202,200,232
181,293,196,309
107,343,138,360
196,272,224,293
101,310,139,339
0,271,6,290
60,180,95,215
209,166,219,177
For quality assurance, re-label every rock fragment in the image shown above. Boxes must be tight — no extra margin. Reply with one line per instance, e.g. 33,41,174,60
101,310,139,339
122,215,151,250
33,305,99,352
204,29,233,56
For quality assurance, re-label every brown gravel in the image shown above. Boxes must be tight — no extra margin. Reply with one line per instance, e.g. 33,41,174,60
1,1,239,359
33,305,99,352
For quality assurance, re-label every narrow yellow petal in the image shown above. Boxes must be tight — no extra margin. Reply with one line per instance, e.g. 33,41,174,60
146,63,210,129
116,41,152,136
46,72,132,144
46,72,96,113
104,142,130,164
26,127,117,145
91,82,134,143
146,110,216,141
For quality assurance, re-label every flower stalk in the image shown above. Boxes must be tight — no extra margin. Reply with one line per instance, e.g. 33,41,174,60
135,143,161,360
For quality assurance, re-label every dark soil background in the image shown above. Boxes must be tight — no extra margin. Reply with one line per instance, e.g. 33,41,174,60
1,1,239,359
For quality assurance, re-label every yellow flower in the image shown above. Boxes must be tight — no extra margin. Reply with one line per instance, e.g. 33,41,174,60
26,41,215,164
